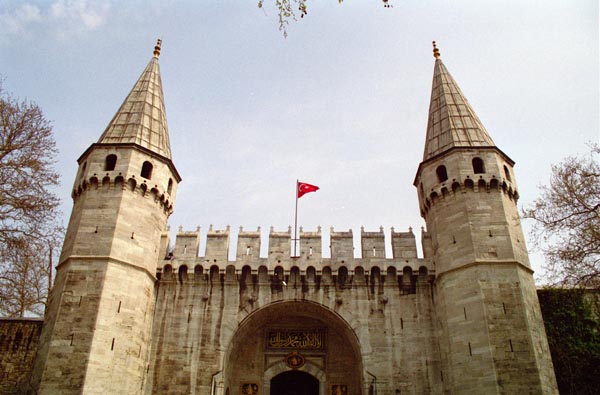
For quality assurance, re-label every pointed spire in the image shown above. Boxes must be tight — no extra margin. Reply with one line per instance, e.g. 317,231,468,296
98,39,172,159
422,41,495,160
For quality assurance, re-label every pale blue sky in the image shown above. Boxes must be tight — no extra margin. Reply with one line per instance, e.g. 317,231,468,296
1,0,598,279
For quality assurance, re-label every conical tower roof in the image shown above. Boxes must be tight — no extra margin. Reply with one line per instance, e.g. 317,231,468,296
423,42,495,161
98,39,172,159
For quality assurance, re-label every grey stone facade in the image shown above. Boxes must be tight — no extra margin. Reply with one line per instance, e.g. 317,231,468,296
26,41,558,394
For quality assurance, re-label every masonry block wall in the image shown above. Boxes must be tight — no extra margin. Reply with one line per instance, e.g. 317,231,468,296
146,227,438,395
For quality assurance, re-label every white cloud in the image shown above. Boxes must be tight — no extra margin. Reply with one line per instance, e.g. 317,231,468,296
0,3,42,35
50,0,110,31
0,0,111,42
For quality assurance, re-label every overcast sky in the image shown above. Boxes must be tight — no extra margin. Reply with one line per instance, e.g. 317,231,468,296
1,0,598,280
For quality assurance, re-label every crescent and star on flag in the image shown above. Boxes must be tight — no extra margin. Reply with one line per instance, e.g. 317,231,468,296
297,181,319,198
294,180,319,257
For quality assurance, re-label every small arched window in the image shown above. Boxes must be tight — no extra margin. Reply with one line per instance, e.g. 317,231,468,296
504,165,512,182
436,165,448,183
80,161,87,179
141,161,153,179
167,178,173,194
105,154,117,171
472,157,485,174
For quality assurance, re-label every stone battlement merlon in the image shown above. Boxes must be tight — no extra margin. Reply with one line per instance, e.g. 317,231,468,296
165,226,428,270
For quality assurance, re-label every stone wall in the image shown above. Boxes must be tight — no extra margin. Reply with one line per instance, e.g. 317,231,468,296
0,318,42,395
147,227,440,395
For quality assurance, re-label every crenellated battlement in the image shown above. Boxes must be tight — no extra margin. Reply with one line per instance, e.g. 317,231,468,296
71,173,175,214
419,174,519,216
159,225,431,281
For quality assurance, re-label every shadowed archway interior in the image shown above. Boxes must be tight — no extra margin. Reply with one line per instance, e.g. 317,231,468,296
271,370,319,395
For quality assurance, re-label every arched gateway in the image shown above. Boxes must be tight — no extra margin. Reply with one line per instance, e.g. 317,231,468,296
223,300,364,395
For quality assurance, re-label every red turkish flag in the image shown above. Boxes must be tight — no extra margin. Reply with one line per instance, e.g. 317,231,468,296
297,182,319,198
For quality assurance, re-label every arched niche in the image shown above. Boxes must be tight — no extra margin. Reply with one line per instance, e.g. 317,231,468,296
222,300,364,395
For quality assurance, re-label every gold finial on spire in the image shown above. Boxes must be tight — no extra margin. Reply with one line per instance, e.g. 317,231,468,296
432,41,441,59
153,38,162,58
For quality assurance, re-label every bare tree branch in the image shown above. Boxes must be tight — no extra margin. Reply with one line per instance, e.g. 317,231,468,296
0,81,62,317
524,144,600,289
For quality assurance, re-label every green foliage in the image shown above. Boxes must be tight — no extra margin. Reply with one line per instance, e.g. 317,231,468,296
538,288,600,395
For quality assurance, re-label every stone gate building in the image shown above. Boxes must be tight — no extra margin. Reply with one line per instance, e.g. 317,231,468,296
25,41,558,394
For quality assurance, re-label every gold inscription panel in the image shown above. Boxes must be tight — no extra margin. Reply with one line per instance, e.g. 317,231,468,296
267,329,326,350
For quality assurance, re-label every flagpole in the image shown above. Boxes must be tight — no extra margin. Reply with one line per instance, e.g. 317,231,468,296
294,179,299,257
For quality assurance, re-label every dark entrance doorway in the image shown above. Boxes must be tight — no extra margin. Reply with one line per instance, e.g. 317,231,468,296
271,370,319,395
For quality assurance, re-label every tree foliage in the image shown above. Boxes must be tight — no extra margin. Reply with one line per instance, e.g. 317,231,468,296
258,0,394,37
0,82,62,317
538,288,600,395
524,145,600,288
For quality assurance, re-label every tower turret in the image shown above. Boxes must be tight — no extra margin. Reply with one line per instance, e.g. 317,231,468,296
414,42,557,394
31,40,180,394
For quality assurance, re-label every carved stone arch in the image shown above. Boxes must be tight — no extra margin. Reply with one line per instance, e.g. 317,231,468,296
102,176,110,188
464,178,474,190
263,360,326,395
163,264,173,280
225,265,236,282
337,266,348,288
306,266,316,285
289,266,300,288
114,175,124,188
223,300,364,395
127,178,136,192
353,266,365,285
274,266,284,282
418,266,429,285
140,183,148,196
402,266,414,294
386,266,397,286
210,265,220,285
322,266,332,286
370,266,381,294
477,178,487,192
194,265,204,282
490,178,499,190
451,181,461,194
241,265,253,291
178,265,188,284
89,176,99,189
258,265,269,283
